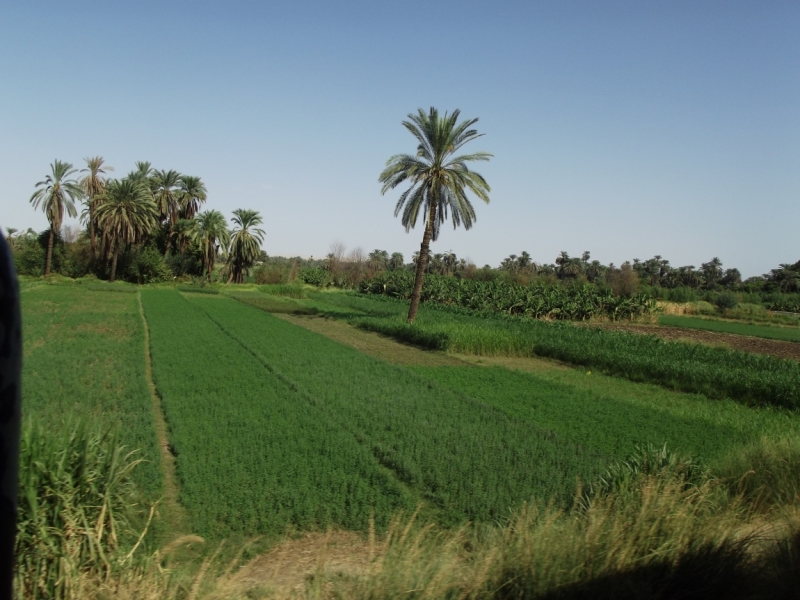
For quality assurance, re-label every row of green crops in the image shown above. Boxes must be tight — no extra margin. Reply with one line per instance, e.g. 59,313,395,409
140,290,413,537
21,285,162,496
257,283,307,298
359,271,656,320
302,293,800,410
186,294,611,525
659,315,800,343
410,366,800,465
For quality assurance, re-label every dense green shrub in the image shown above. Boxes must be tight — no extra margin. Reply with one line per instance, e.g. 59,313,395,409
299,267,332,287
125,246,173,284
12,236,45,276
165,251,202,278
714,292,739,311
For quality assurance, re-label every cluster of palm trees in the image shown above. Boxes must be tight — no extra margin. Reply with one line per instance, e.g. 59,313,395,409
28,158,265,282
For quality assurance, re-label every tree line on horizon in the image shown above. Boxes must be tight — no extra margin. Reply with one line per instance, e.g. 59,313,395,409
293,245,798,299
10,158,266,283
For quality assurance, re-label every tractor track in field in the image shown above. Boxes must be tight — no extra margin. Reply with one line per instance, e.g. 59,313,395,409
137,291,191,534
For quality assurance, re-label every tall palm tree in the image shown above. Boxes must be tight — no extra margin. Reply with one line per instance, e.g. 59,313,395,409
29,160,84,276
379,107,491,323
151,169,182,225
193,210,230,281
129,161,153,182
95,179,158,281
80,156,113,259
226,209,265,283
151,169,184,257
178,175,207,220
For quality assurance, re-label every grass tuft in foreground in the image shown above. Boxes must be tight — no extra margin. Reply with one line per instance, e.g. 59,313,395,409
329,453,800,600
15,419,152,600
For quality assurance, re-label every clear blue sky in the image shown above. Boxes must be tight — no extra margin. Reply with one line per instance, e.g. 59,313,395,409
1,1,797,277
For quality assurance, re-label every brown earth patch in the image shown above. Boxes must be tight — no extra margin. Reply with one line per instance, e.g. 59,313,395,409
451,353,570,373
226,531,370,599
590,323,800,362
275,314,464,367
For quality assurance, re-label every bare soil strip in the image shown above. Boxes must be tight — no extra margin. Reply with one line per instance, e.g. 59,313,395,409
591,322,800,362
137,292,191,534
226,531,370,598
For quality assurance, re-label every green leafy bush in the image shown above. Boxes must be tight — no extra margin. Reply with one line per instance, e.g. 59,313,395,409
299,267,332,287
13,235,45,276
714,292,738,311
125,246,172,284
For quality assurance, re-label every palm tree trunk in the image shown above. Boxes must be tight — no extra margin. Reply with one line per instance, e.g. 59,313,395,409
102,230,111,263
44,228,54,277
110,243,119,282
407,203,436,323
89,206,97,259
163,236,172,259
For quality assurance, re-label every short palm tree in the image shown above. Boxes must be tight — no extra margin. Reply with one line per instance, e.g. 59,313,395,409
80,156,113,259
367,249,389,271
379,108,491,323
30,160,84,276
95,179,158,281
389,252,405,271
226,209,265,284
193,210,230,281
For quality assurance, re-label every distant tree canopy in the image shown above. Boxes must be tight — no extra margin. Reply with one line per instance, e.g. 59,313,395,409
17,157,264,284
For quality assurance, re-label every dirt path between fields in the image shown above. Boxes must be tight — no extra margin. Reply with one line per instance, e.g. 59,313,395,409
589,322,800,362
275,313,465,366
137,292,191,534
276,314,579,375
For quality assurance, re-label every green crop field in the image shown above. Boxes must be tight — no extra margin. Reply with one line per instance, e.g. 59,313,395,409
410,366,800,464
186,293,608,525
293,292,800,410
140,289,412,537
21,282,800,547
21,285,162,496
659,314,800,343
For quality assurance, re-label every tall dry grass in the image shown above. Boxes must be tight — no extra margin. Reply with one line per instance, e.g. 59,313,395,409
323,446,800,600
15,419,150,599
17,425,800,599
